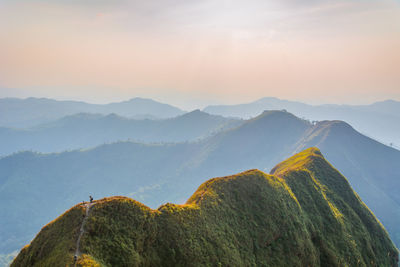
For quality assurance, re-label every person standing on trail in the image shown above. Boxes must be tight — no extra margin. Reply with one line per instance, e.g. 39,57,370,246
89,196,93,203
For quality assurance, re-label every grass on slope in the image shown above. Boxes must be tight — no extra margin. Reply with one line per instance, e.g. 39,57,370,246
11,148,399,267
272,147,399,266
80,171,315,267
11,205,85,267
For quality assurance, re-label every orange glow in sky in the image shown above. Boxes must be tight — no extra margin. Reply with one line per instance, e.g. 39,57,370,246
0,0,399,108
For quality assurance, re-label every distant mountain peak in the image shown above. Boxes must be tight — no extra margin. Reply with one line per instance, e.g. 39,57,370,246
176,110,232,122
313,120,355,135
254,96,282,103
126,97,155,103
180,109,209,118
251,109,304,123
261,109,288,115
186,109,202,114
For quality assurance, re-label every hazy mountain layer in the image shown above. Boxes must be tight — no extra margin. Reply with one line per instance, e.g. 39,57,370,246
204,97,400,147
11,149,398,267
1,110,400,259
0,110,241,156
0,97,184,128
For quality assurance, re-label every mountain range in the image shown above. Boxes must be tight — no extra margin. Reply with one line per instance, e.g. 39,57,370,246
2,96,400,150
204,97,400,148
0,110,241,156
1,110,399,262
2,96,399,150
11,149,399,266
0,97,185,128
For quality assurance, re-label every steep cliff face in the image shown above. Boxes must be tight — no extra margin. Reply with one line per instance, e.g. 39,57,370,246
12,148,398,267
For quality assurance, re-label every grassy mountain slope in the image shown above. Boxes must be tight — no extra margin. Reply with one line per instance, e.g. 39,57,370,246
0,110,241,156
295,120,400,247
2,110,400,258
11,148,398,267
0,142,199,255
0,97,184,128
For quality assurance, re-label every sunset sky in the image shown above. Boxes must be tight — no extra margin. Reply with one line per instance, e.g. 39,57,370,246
0,0,399,109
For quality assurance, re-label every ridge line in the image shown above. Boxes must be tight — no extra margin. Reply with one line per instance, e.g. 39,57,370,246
74,202,94,266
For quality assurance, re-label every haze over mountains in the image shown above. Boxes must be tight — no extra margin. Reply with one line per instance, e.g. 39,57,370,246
1,96,399,150
204,97,400,148
11,149,399,267
0,110,241,156
1,109,399,264
0,97,184,128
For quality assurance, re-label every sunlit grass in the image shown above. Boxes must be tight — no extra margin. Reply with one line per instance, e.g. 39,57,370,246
11,148,398,267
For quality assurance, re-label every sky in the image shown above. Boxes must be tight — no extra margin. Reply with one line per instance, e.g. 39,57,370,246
0,0,399,109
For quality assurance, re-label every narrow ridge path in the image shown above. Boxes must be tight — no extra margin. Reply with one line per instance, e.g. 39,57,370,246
74,202,94,266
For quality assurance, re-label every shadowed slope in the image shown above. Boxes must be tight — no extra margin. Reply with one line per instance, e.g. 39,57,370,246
296,121,400,246
272,148,398,266
12,149,398,267
193,110,310,175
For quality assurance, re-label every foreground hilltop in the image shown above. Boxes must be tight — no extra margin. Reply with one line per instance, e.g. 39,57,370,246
12,148,398,266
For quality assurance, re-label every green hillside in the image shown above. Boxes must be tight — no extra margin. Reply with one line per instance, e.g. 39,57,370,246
2,110,400,260
11,148,398,267
296,120,400,247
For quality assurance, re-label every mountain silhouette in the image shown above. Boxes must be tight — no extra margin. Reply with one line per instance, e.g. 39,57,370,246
0,97,185,128
204,97,400,148
0,110,241,156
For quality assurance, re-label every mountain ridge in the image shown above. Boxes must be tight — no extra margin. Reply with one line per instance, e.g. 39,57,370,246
203,97,400,147
11,148,398,267
1,110,400,259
